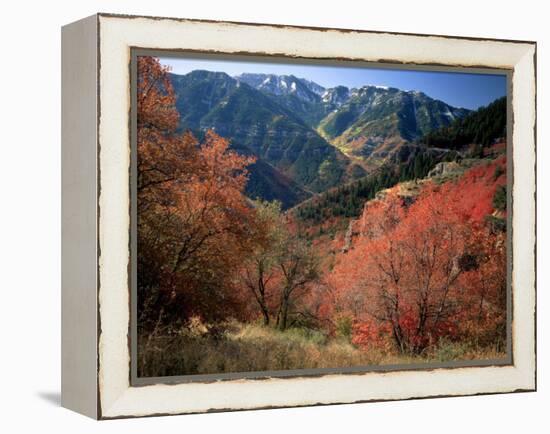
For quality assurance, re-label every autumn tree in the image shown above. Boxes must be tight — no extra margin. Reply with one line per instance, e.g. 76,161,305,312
384,195,467,354
236,201,320,330
275,234,320,331
136,56,257,329
329,158,507,354
331,193,468,354
238,200,285,325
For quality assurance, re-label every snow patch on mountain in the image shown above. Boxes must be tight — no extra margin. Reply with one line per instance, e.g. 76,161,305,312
444,109,455,119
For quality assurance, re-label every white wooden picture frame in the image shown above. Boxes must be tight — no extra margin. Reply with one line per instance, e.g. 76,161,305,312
61,13,536,419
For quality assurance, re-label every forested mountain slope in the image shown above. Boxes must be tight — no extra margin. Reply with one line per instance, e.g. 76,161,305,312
168,70,502,209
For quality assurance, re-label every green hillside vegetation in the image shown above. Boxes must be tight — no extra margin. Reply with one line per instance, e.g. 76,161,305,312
170,71,358,198
170,71,237,129
319,88,470,156
200,84,349,192
411,97,469,139
295,97,506,225
420,97,506,149
168,70,502,213
245,159,311,209
263,92,328,127
294,150,443,223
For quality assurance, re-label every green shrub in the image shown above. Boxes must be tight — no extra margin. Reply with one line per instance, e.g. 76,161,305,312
486,215,506,233
335,316,353,342
493,165,505,181
493,185,507,211
431,338,471,362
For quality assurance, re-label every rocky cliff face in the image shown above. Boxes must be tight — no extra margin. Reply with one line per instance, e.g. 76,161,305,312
427,159,484,180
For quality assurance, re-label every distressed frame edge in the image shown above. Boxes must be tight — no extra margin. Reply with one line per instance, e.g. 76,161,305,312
129,47,515,387
95,14,537,419
61,13,100,420
94,11,537,46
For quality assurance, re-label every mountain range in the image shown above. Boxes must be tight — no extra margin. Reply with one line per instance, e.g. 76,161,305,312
168,70,471,208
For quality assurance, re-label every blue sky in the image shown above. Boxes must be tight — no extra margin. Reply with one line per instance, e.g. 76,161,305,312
160,56,507,110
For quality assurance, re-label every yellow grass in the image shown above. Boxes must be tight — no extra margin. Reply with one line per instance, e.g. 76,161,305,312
138,321,506,378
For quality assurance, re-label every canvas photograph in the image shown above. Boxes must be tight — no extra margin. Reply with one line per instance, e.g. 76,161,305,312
134,53,510,380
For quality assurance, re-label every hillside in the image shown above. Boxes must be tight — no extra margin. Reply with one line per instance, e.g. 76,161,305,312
236,73,343,127
319,154,508,354
138,57,510,378
317,87,469,164
167,70,499,210
237,73,469,153
293,146,449,224
420,96,507,150
169,71,362,206
293,97,506,227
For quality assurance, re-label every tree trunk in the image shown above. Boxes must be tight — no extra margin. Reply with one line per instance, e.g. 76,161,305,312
261,305,270,326
279,294,289,331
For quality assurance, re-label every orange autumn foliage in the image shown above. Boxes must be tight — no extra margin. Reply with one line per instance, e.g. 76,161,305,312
136,57,258,326
327,158,507,354
136,55,508,365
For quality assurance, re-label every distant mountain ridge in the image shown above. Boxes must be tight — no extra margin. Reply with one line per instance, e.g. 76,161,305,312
169,71,363,208
235,73,329,127
236,73,324,101
168,70,472,207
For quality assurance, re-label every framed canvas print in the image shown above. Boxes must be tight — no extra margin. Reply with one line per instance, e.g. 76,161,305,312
61,13,536,419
